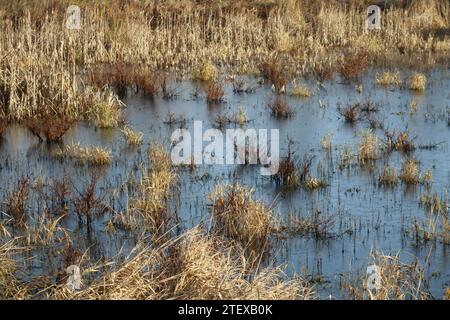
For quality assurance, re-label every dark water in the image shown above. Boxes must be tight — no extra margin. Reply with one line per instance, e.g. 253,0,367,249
1,68,449,298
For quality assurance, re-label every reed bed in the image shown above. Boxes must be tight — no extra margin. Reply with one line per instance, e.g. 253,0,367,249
0,0,448,122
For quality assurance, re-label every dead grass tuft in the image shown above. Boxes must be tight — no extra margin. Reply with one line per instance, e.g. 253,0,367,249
57,143,112,166
120,126,143,146
400,158,420,184
342,250,430,300
209,184,276,252
378,165,398,186
408,73,427,91
358,130,379,164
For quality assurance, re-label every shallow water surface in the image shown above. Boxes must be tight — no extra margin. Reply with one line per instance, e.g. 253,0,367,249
1,68,449,298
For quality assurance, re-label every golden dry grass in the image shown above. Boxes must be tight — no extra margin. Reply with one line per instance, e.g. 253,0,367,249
400,158,420,184
56,143,112,166
0,240,30,299
209,184,276,251
408,73,427,91
289,84,311,97
376,71,402,86
358,130,379,164
342,250,430,300
42,227,315,300
378,165,398,186
125,144,176,234
120,126,144,146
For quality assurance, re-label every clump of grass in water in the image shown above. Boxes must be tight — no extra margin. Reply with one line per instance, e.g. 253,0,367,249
125,144,176,236
400,158,419,184
209,184,276,253
358,130,379,164
378,165,398,186
193,61,218,81
289,84,311,97
341,250,430,300
375,71,402,87
408,73,427,91
82,87,125,128
234,106,248,126
120,126,143,146
57,143,112,166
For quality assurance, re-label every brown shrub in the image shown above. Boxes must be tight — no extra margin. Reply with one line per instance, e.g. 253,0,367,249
205,82,225,103
0,118,7,137
268,97,293,118
339,51,369,81
5,178,30,228
337,103,360,123
25,116,74,143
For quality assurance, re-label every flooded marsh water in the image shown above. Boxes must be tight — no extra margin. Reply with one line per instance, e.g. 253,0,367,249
1,67,449,299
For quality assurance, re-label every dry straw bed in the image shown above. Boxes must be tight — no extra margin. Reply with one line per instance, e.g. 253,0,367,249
5,228,315,300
